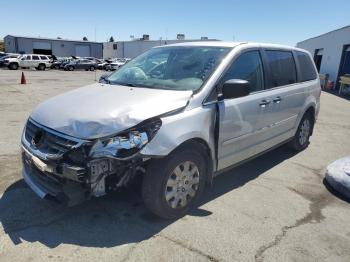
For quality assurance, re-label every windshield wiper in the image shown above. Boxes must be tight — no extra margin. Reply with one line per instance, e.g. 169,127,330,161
110,81,137,87
124,83,137,87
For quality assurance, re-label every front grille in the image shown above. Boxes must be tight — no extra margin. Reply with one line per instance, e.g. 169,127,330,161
24,119,81,159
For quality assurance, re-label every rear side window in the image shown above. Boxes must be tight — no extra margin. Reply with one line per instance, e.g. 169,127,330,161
221,51,264,92
265,50,297,87
295,51,317,82
32,55,39,60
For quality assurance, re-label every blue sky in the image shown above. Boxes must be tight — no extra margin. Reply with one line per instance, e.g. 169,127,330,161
1,0,349,46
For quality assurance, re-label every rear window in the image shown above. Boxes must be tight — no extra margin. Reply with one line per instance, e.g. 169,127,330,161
295,51,317,82
265,50,297,87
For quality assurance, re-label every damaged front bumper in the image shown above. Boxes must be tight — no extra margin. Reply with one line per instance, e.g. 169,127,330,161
21,118,151,206
22,145,88,206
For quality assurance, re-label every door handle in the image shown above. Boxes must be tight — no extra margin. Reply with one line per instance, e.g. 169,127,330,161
273,96,282,103
259,99,271,107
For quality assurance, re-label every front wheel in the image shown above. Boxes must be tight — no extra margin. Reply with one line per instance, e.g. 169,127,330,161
289,113,313,151
90,66,95,71
9,63,19,70
142,145,207,219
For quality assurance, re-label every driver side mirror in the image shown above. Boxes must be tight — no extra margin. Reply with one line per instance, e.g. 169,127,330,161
99,73,111,83
220,79,250,100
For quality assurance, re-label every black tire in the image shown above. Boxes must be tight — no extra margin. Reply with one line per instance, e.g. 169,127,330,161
38,64,46,71
54,65,60,70
8,63,18,70
89,66,95,71
288,112,313,151
142,143,208,219
69,66,74,71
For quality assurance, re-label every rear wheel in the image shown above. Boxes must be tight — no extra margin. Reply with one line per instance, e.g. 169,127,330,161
289,112,313,151
90,66,95,71
69,66,74,71
142,144,207,219
37,64,46,71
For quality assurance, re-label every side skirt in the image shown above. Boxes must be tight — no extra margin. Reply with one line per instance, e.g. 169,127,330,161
213,137,294,177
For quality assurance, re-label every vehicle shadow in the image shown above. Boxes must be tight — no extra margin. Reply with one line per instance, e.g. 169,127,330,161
0,146,296,248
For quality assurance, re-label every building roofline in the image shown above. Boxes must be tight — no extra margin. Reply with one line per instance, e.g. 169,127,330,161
4,35,103,44
297,25,350,45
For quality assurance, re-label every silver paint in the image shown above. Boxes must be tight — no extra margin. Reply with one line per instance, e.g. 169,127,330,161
30,83,192,139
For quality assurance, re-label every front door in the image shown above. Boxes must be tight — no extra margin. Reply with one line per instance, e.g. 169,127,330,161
20,55,31,67
217,50,270,170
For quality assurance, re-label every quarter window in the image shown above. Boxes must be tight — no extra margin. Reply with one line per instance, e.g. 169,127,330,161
265,50,297,87
296,51,317,82
221,51,264,92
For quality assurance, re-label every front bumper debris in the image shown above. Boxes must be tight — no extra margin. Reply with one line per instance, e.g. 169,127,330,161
22,150,87,206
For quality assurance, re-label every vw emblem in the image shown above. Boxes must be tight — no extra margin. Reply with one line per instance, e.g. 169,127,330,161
31,129,44,147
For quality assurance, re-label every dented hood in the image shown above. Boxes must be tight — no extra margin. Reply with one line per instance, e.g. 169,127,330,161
30,83,192,139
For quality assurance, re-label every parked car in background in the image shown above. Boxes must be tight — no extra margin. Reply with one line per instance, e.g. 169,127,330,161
84,57,97,61
59,57,76,69
0,54,20,67
97,59,112,71
4,54,51,70
20,42,320,219
64,59,97,71
110,58,131,70
51,57,71,69
84,57,102,64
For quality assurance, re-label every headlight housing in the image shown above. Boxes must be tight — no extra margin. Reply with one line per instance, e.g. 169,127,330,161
89,118,162,159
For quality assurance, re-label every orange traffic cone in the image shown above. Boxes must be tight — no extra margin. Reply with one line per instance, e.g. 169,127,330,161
21,72,26,84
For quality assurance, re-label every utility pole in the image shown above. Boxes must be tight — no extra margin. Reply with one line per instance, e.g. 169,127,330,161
94,27,97,82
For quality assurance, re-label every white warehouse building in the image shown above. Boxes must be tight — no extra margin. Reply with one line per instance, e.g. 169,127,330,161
4,35,103,58
297,25,350,88
103,37,217,59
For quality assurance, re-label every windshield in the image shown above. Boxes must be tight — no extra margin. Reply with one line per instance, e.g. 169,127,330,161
107,46,230,91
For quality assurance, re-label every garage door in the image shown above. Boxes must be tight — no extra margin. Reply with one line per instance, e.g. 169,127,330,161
33,41,52,55
75,45,90,57
33,42,51,50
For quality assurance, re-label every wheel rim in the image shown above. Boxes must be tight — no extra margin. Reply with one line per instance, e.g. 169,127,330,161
165,161,200,209
299,118,310,145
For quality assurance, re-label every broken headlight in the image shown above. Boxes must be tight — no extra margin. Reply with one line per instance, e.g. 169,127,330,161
89,118,162,159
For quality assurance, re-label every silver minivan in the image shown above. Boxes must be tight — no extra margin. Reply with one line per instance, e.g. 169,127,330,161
21,42,320,218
